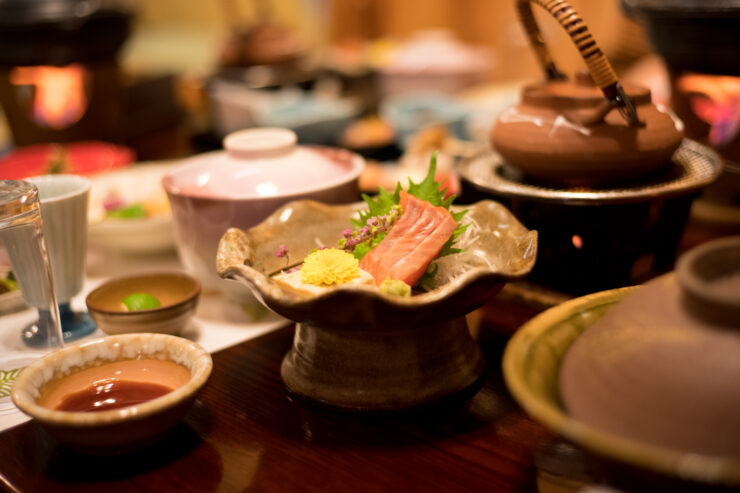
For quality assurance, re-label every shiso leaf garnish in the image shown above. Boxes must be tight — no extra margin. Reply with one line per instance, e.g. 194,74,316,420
340,152,469,290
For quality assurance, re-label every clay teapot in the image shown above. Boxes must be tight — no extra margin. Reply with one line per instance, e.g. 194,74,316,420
491,0,684,186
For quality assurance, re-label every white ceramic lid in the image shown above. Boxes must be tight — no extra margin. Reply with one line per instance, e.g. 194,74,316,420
164,128,362,199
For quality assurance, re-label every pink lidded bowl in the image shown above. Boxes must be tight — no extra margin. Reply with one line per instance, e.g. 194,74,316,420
163,128,364,300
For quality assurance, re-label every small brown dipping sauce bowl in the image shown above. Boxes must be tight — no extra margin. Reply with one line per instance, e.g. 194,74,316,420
11,333,212,453
86,272,201,336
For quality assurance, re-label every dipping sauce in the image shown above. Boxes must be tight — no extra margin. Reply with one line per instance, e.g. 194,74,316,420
38,359,191,413
55,380,174,412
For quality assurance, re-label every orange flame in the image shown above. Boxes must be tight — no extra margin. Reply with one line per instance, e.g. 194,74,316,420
678,73,740,147
9,64,89,129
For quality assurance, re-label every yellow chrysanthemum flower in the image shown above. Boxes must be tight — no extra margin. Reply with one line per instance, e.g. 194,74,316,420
300,248,360,286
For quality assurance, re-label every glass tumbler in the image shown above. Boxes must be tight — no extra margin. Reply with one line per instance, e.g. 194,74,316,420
0,180,64,350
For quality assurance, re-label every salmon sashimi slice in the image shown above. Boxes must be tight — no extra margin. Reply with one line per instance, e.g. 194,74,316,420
358,191,422,276
359,191,457,286
372,199,444,278
385,212,457,286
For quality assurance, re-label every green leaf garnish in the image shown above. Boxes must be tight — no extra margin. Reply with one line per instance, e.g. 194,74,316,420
352,185,401,229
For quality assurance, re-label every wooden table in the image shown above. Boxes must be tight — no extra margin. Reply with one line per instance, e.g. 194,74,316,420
0,291,566,493
0,220,730,492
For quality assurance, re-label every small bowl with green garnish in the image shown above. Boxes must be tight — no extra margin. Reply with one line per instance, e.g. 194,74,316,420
85,272,200,336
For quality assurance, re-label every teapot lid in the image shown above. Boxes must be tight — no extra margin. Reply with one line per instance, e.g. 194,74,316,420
522,72,652,108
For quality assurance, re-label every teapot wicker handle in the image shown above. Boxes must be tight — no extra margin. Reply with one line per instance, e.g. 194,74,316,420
516,0,640,126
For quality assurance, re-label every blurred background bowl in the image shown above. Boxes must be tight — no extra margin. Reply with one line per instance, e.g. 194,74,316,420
379,93,469,148
254,95,361,145
87,162,175,254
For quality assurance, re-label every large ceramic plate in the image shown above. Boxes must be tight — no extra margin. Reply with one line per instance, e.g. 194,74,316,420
88,163,175,254
502,287,740,487
216,199,537,329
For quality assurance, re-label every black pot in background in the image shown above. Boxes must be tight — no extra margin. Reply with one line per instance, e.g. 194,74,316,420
0,0,132,67
457,141,722,296
621,0,740,77
460,182,696,295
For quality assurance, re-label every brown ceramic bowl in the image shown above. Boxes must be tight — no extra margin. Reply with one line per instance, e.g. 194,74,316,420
217,199,537,411
11,333,212,453
86,272,200,335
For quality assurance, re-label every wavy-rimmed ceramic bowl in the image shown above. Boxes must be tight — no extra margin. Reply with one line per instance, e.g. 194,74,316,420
12,333,212,453
503,287,740,489
217,199,536,411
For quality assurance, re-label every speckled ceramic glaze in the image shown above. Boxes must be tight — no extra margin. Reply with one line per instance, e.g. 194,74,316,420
11,333,212,453
217,199,537,411
504,285,740,488
85,272,201,335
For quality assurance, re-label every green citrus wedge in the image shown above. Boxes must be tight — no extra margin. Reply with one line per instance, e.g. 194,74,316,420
121,292,161,311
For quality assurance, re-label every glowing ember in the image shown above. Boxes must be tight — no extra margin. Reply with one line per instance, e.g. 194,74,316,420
678,73,740,148
9,64,89,129
572,235,583,250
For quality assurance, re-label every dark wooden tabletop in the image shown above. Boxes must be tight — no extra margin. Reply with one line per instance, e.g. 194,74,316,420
0,291,564,493
0,220,730,493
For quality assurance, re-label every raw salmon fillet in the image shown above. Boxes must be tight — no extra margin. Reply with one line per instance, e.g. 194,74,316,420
359,191,457,287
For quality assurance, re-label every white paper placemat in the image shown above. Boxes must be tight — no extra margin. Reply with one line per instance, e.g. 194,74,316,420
0,247,286,433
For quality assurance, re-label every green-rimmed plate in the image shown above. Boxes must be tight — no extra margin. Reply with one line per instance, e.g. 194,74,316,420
503,287,740,488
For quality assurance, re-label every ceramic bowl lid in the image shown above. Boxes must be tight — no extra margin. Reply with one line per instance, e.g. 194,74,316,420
559,237,740,458
163,128,363,200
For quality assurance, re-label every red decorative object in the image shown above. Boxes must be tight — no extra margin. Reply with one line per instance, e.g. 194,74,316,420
0,141,134,179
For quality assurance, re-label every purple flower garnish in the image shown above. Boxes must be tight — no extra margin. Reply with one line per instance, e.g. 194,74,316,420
275,244,288,258
342,228,354,238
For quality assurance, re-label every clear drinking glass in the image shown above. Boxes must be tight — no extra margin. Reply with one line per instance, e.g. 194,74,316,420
0,180,64,350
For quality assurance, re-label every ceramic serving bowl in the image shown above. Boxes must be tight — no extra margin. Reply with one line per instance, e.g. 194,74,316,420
11,333,212,453
503,284,740,489
376,30,491,98
88,163,175,254
217,199,537,411
254,96,361,145
85,272,201,335
163,128,364,300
